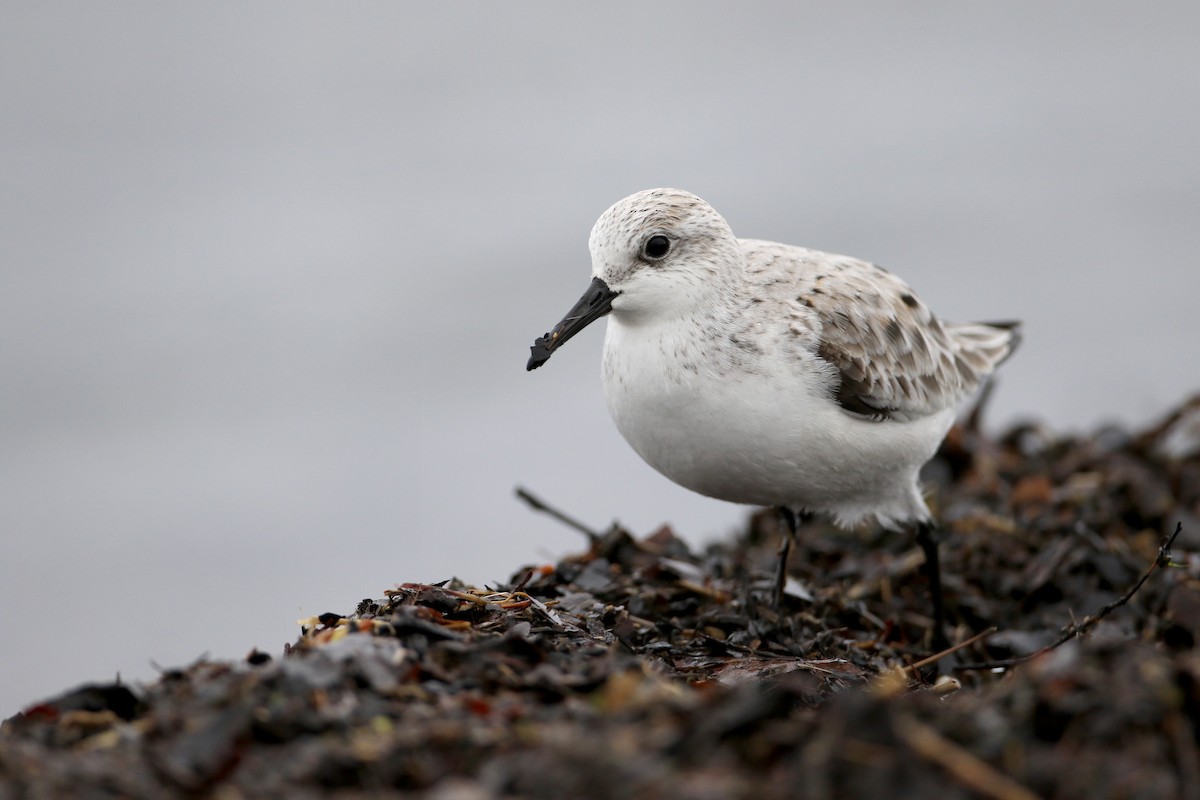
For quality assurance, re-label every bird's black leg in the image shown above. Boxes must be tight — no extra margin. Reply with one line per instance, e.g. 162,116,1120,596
774,508,811,607
774,508,796,607
915,522,949,651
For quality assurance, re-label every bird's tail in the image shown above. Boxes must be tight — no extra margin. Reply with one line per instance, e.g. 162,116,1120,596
947,319,1023,374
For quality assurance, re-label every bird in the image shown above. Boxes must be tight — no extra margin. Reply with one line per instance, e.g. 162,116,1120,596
526,188,1020,642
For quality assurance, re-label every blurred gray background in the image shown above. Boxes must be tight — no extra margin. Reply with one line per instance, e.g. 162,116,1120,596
2,3,1198,715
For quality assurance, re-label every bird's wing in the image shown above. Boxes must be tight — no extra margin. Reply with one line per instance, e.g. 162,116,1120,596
741,240,1020,422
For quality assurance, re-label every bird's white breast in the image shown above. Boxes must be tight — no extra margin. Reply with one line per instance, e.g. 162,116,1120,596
600,315,955,527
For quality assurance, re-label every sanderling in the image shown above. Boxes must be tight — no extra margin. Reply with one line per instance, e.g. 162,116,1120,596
527,188,1020,638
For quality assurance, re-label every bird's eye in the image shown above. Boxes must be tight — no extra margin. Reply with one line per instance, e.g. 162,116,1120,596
642,234,671,260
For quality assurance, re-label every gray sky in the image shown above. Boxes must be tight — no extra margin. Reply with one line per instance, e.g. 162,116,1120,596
2,3,1198,715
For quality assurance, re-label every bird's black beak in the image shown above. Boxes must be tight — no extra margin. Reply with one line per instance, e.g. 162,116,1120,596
527,277,619,370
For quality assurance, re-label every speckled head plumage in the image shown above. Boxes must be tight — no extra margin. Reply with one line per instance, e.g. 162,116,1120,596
587,188,744,299
527,189,749,370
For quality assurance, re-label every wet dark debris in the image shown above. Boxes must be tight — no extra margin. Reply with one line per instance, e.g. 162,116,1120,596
4,394,1200,799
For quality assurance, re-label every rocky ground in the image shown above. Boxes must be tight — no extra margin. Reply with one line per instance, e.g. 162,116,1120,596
3,394,1200,799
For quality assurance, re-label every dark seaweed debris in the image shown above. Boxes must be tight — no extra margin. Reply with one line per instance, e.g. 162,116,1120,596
3,395,1200,799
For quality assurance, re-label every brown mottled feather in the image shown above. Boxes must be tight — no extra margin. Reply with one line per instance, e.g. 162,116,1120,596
740,239,1021,422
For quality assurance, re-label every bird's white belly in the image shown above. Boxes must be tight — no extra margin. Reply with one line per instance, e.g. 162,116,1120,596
601,319,955,526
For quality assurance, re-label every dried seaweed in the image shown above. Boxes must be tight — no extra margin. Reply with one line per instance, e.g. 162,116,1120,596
3,394,1200,799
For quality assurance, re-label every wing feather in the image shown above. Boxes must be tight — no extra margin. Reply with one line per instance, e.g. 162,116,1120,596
740,240,1020,421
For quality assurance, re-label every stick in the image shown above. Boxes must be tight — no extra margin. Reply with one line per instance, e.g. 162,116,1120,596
892,714,1040,800
905,627,997,674
964,378,996,433
514,486,601,544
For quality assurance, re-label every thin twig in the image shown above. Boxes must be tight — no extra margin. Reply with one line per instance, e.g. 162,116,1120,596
892,713,1040,800
515,486,601,544
964,378,996,433
957,522,1184,672
905,627,997,674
